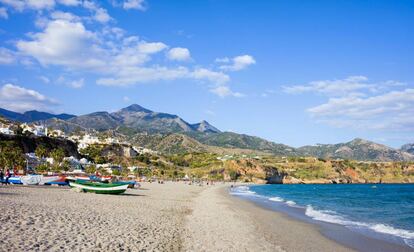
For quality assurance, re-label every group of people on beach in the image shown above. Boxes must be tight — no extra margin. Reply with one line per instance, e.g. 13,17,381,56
0,169,12,185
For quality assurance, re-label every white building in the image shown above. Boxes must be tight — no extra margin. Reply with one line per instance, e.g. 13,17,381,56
132,146,158,155
96,164,122,174
77,134,101,149
127,166,140,172
105,137,119,144
49,129,65,138
21,123,47,136
0,126,13,135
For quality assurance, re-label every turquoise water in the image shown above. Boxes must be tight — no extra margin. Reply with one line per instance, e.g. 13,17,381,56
231,184,414,248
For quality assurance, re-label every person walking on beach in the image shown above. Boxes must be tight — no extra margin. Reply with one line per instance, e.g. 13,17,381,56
5,169,11,185
0,169,4,184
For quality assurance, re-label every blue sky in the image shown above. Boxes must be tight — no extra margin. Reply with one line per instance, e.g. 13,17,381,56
0,0,413,148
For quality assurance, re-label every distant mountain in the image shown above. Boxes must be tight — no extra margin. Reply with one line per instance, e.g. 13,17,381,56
186,131,296,156
0,108,75,123
401,143,414,155
0,108,23,121
2,105,413,161
45,104,219,135
131,133,276,155
298,138,414,161
111,104,195,133
190,120,221,133
67,112,120,131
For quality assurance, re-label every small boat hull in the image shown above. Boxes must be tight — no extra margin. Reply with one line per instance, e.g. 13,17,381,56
44,176,68,186
116,181,137,188
21,175,42,185
69,181,128,194
8,176,22,184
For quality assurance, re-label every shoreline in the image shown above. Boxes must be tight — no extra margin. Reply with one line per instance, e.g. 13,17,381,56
1,183,412,251
184,183,352,251
229,184,413,252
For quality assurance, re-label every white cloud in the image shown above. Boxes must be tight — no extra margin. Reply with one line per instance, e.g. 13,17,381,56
97,66,190,86
0,0,25,11
167,47,191,61
219,54,256,71
261,89,276,97
0,7,8,19
215,57,230,63
38,76,50,83
26,0,55,9
17,19,104,69
0,47,16,64
138,42,167,54
210,86,244,98
0,83,58,112
191,68,229,85
283,76,375,96
123,96,130,102
57,0,80,6
68,78,84,88
50,11,80,21
82,1,112,23
56,76,85,88
123,0,146,10
285,76,414,131
308,88,414,119
94,7,111,23
14,16,239,98
0,0,55,11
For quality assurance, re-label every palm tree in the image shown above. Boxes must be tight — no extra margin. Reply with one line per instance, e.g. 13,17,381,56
35,145,48,159
50,148,65,171
0,142,25,171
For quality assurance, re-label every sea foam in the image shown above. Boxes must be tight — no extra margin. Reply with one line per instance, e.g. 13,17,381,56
269,197,284,202
230,185,256,196
305,205,414,247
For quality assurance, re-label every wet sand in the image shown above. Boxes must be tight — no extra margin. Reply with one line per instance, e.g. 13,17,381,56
184,185,353,252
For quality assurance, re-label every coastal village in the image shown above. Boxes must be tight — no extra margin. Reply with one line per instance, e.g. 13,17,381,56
2,116,414,187
0,119,158,176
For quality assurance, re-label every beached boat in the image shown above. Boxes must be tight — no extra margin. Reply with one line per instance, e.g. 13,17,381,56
115,180,137,188
69,180,128,194
8,176,22,184
43,175,69,186
66,175,90,182
39,175,60,185
21,175,42,185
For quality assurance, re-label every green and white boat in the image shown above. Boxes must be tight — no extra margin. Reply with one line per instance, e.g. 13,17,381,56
69,180,129,194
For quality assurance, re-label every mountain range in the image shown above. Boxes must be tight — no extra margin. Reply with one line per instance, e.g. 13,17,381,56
1,105,413,161
0,108,75,123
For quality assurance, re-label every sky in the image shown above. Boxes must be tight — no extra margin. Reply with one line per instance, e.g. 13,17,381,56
0,0,413,148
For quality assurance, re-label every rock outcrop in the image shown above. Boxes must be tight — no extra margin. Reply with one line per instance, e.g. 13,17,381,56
0,133,80,158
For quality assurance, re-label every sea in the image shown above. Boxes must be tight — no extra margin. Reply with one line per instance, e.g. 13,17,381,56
230,184,414,249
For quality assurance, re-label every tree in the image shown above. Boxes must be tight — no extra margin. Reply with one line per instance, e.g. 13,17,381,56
0,141,25,170
229,170,240,181
85,164,97,174
36,163,50,173
61,160,71,172
35,145,48,159
14,126,23,135
50,148,65,169
80,145,107,164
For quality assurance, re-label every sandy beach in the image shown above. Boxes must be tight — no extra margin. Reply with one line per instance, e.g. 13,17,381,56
0,183,362,251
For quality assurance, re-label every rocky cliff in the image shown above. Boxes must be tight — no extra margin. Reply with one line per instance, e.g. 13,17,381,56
0,133,80,158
